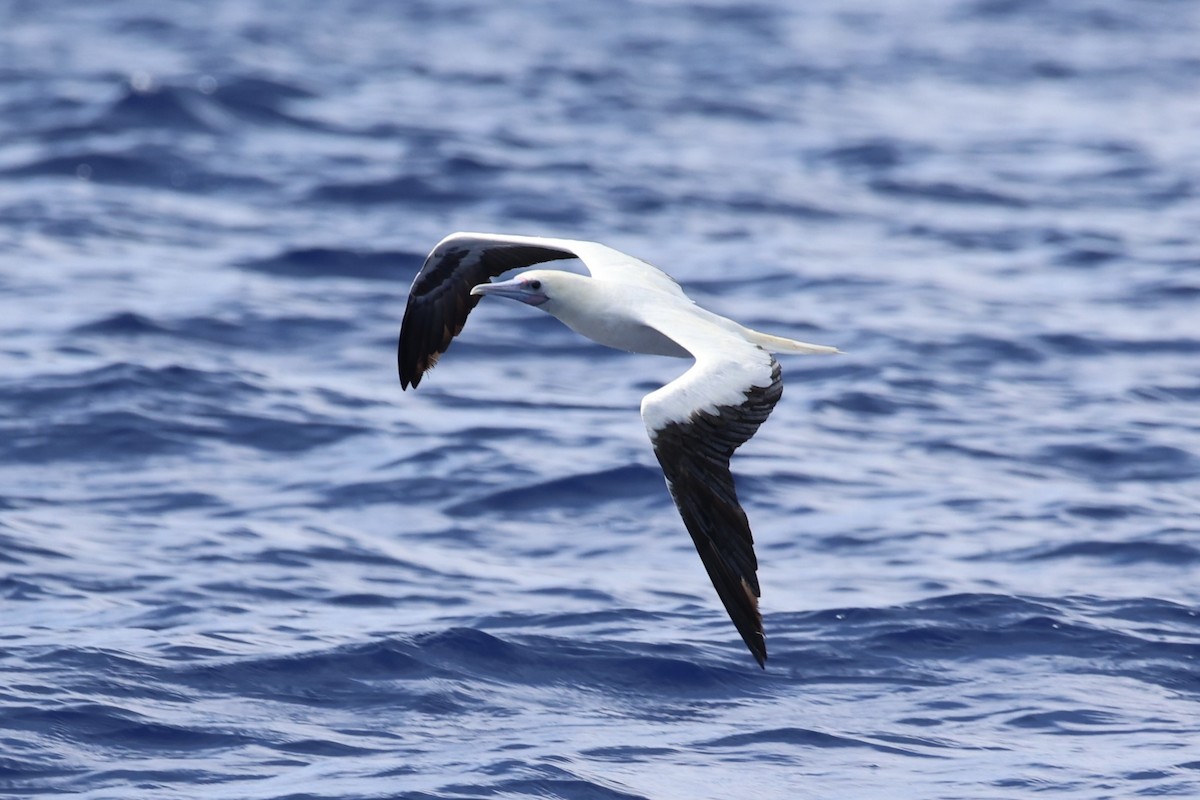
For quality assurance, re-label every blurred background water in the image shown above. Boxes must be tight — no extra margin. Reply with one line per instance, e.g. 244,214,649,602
2,1,1199,797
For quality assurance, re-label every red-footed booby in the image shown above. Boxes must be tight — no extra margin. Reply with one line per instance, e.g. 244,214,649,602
398,232,839,667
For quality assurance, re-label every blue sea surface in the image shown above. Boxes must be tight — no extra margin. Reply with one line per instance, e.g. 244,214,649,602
2,1,1200,797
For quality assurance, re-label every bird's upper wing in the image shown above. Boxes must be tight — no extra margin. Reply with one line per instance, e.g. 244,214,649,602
398,232,687,388
398,233,575,388
638,310,783,667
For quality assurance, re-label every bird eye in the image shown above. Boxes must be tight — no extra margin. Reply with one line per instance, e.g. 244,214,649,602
529,280,542,290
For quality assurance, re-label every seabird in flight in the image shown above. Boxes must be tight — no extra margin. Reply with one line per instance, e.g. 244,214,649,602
398,232,839,667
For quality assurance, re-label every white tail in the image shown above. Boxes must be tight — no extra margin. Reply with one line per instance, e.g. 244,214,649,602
743,328,841,355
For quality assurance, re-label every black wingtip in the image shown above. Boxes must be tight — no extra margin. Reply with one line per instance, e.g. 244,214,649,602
749,634,767,669
398,361,417,390
397,330,421,390
399,370,421,391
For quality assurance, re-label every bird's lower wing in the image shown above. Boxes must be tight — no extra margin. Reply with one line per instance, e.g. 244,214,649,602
639,315,783,667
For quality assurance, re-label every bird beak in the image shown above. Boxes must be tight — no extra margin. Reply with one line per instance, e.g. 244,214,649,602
470,278,548,306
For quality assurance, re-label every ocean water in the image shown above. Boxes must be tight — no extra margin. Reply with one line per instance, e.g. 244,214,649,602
2,0,1199,797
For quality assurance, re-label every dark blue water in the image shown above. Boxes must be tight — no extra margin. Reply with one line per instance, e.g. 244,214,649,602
2,1,1199,797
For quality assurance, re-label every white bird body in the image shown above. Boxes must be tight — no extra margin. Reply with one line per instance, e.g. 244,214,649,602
494,267,836,430
516,270,693,358
397,232,839,667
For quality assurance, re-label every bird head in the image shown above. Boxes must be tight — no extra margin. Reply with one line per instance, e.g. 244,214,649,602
470,270,558,307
